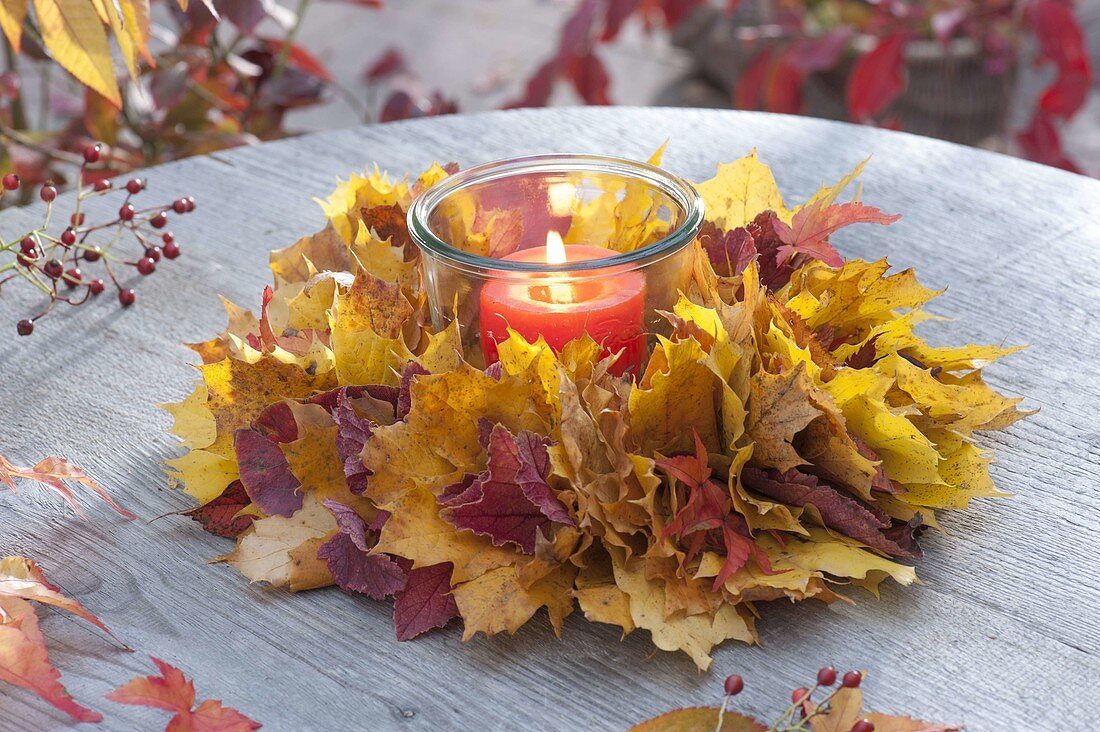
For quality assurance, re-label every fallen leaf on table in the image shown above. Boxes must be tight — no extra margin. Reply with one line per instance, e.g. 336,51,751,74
0,594,103,723
106,656,261,731
0,557,118,642
0,454,133,519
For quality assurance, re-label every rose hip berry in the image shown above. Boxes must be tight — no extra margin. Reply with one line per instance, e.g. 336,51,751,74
723,675,744,696
817,666,837,686
842,671,863,689
851,720,874,732
1,143,188,334
791,687,810,704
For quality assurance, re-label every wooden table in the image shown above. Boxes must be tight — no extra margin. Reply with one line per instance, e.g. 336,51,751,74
1,108,1098,731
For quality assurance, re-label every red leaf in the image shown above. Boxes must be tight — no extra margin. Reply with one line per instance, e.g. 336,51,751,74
773,200,900,268
733,48,773,111
332,392,374,496
763,55,804,114
1039,70,1091,117
0,453,133,519
601,0,640,41
566,52,611,105
393,562,459,640
846,31,907,122
657,432,774,590
697,221,757,277
1016,112,1083,173
263,39,333,83
0,595,103,722
185,480,256,538
234,428,302,517
106,656,261,731
363,47,404,81
439,422,573,554
318,501,407,599
742,468,920,558
783,29,852,73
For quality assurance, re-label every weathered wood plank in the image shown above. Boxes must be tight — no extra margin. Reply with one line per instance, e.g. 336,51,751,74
1,108,1098,731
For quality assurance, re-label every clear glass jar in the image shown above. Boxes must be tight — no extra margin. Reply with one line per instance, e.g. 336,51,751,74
407,154,704,376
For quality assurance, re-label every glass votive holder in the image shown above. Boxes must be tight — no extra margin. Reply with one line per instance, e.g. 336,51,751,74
407,153,704,377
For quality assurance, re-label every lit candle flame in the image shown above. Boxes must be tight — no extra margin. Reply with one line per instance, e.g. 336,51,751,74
545,230,567,264
544,231,572,304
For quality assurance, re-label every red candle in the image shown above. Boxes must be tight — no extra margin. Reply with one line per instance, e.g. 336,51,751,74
479,232,647,377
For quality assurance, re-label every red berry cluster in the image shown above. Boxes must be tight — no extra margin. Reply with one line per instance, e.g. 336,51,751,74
1,143,195,336
717,667,872,732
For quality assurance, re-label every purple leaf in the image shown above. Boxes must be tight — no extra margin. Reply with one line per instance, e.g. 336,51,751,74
393,562,459,640
318,501,407,599
742,467,919,558
234,428,302,517
440,423,573,554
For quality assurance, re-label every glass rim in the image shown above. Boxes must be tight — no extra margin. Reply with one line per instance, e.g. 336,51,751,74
406,153,705,275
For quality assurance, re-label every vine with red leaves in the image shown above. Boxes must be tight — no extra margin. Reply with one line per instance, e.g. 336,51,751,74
515,0,1093,173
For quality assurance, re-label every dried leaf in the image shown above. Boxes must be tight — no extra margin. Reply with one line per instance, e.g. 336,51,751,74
0,454,133,519
393,562,460,640
106,656,261,731
0,594,102,722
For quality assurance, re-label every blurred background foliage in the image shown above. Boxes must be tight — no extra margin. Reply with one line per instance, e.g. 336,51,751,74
0,0,1094,207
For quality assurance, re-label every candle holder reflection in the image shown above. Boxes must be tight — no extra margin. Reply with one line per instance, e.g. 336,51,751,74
407,154,704,377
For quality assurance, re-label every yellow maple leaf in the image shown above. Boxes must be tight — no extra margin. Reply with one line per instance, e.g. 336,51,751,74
453,564,576,640
695,150,793,230
612,552,756,671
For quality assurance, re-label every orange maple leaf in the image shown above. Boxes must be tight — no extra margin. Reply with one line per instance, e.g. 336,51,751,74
107,657,261,731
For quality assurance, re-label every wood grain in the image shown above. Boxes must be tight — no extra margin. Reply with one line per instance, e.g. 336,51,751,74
1,108,1098,731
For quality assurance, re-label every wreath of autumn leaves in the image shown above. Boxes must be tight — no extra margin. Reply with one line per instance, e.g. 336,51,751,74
163,147,1028,670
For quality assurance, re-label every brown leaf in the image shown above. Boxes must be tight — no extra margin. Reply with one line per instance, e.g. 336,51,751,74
745,365,823,472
